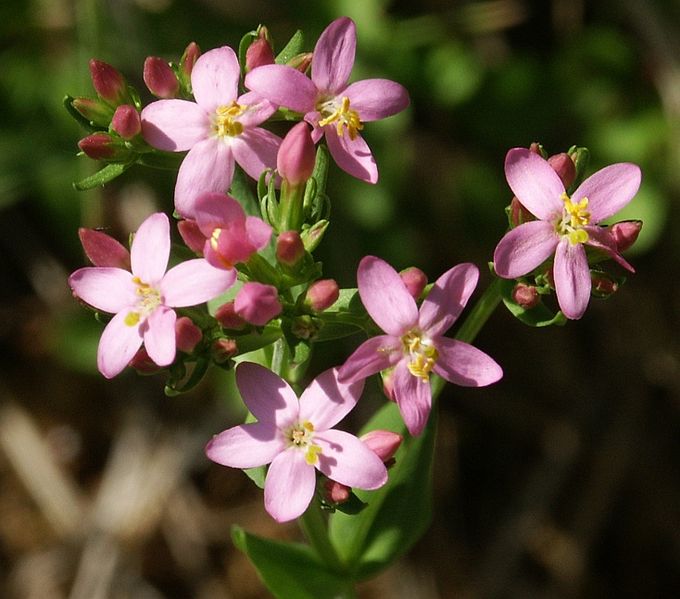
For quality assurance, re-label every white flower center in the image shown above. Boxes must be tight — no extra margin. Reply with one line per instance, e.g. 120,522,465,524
125,276,162,326
401,329,438,382
286,420,322,465
213,102,246,137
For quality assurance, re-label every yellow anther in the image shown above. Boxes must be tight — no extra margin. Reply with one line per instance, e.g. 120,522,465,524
213,102,245,137
124,312,140,326
558,193,591,245
318,96,363,140
305,444,322,465
210,228,222,252
402,330,439,382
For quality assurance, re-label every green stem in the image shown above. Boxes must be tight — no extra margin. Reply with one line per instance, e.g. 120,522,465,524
298,500,345,574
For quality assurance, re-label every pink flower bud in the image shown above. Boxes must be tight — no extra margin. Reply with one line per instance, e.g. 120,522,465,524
609,220,642,252
177,219,206,254
234,283,282,326
399,267,427,299
324,480,351,504
381,369,396,402
276,231,305,266
286,52,313,73
245,28,275,72
212,338,238,363
175,316,202,353
214,301,247,330
78,132,119,160
111,104,141,140
509,196,535,227
89,59,128,106
548,153,576,188
305,279,339,312
360,430,403,463
512,283,540,309
180,42,201,79
277,122,316,186
143,56,179,99
129,347,162,373
591,272,619,299
71,97,114,126
78,228,131,269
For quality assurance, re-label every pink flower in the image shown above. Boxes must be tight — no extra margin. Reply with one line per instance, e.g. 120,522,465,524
245,17,409,183
69,213,235,378
234,282,282,326
141,46,282,217
338,257,503,436
493,148,642,319
206,362,388,522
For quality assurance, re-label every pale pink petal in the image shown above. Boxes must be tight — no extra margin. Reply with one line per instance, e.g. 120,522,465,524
392,360,432,436
131,212,170,284
174,138,235,218
419,263,479,337
236,92,278,127
493,220,559,278
231,128,282,181
315,430,387,490
358,256,418,335
236,362,299,429
264,449,316,522
337,335,401,384
142,306,176,366
325,129,378,183
505,148,565,220
160,258,235,307
69,267,136,313
97,310,143,379
433,337,503,387
205,422,284,468
141,100,209,151
191,46,239,112
344,79,410,121
584,226,635,272
554,238,591,320
312,17,356,93
245,65,317,113
193,192,246,236
245,216,273,251
298,368,364,430
571,163,641,223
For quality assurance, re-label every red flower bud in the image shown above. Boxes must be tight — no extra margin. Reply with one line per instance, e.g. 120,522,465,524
399,267,427,299
111,104,141,140
78,228,131,269
360,430,403,463
305,279,339,312
180,42,201,79
287,52,313,73
509,196,535,227
234,283,282,326
276,231,305,266
129,347,162,373
548,153,576,188
214,301,247,330
324,480,351,504
71,96,114,127
175,316,202,353
609,220,642,252
89,59,128,106
143,56,179,99
212,338,238,363
78,132,118,160
245,28,275,72
512,283,540,309
591,272,619,299
277,122,316,186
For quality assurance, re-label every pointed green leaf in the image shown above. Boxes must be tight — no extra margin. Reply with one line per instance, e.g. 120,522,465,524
73,162,132,191
498,278,567,327
275,30,304,65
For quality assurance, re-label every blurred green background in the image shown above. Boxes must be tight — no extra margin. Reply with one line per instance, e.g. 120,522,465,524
1,0,679,597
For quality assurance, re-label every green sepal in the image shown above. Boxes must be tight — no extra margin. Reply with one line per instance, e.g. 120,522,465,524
63,95,104,133
73,162,133,191
312,288,372,341
231,526,355,599
322,490,367,516
164,356,211,396
238,29,259,75
136,151,184,171
231,165,262,217
498,278,567,327
275,30,304,65
567,145,590,194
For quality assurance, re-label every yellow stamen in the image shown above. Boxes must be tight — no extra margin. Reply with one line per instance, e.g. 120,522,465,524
287,420,322,464
317,96,363,140
558,192,591,245
402,330,439,382
124,312,140,326
305,444,322,465
213,102,245,137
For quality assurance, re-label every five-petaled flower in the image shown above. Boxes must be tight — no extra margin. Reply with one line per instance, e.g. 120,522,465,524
69,213,235,378
141,46,282,217
493,148,642,319
338,257,503,436
245,16,410,184
205,362,388,522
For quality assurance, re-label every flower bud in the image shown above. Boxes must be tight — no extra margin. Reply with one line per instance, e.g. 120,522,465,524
300,219,328,253
245,28,275,72
509,196,535,227
305,279,339,312
609,220,642,252
276,231,305,266
180,42,201,79
399,267,427,299
324,480,351,504
177,219,206,254
211,338,238,363
512,283,540,309
129,347,161,373
286,52,313,73
290,314,321,340
548,153,576,189
234,283,282,326
591,271,619,299
71,97,114,127
380,369,396,402
78,228,131,269
111,104,141,140
89,59,129,106
143,56,179,99
360,430,403,463
175,316,202,353
78,132,123,160
277,122,316,186
214,301,247,330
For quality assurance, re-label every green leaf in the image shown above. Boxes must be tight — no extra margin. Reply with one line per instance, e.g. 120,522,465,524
328,402,436,579
230,165,261,217
232,526,355,599
73,162,132,191
238,30,258,73
275,30,304,65
498,279,567,327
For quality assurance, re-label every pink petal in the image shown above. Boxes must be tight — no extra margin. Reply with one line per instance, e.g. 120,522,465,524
315,429,387,490
325,128,378,183
584,226,635,272
131,212,170,284
191,46,239,112
298,368,364,430
205,422,284,469
193,192,246,236
505,148,565,221
553,238,591,320
69,267,136,314
392,360,432,436
493,220,559,278
174,138,235,218
236,362,299,429
141,100,209,151
236,91,278,127
97,310,143,379
264,449,316,522
143,306,176,366
358,256,418,336
161,258,235,307
337,335,401,384
231,127,282,181
245,216,273,251
419,263,479,337
245,65,318,114
312,17,356,93
433,337,503,387
571,163,641,223
344,79,410,122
